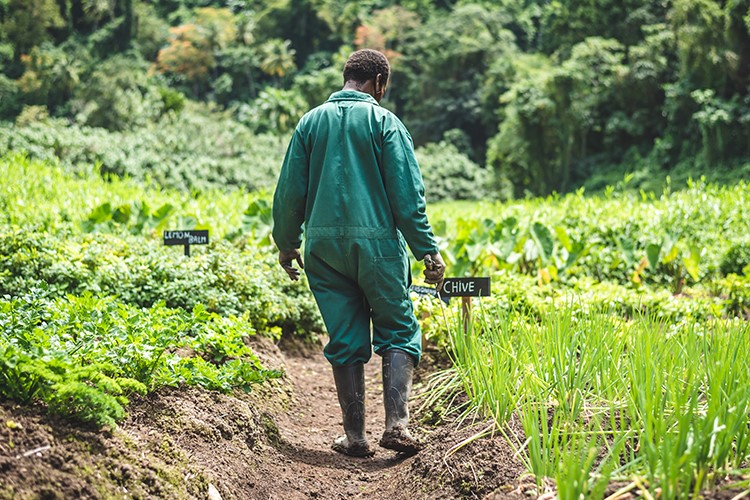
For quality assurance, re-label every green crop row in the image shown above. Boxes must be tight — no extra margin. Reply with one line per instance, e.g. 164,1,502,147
1,118,487,203
0,289,281,427
5,153,749,342
7,150,748,299
442,302,750,498
428,180,750,292
0,154,319,428
0,230,323,337
0,151,261,238
1,153,323,337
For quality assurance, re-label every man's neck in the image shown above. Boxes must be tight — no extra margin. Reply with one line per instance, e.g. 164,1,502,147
343,80,376,101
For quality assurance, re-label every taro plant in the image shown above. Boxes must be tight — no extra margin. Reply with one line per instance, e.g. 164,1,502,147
80,200,175,235
641,233,702,293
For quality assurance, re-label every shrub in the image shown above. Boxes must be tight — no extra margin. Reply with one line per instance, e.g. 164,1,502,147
720,241,750,276
0,111,287,193
0,230,324,337
15,105,49,126
416,141,489,202
0,75,21,118
70,56,164,131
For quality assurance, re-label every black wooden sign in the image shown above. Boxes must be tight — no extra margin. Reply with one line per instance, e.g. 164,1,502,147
439,277,491,297
163,230,209,256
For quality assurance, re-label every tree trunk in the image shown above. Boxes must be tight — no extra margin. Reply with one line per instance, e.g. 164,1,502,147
70,0,84,31
113,0,133,51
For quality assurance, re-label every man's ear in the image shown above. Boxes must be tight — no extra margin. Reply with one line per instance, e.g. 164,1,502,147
375,74,383,95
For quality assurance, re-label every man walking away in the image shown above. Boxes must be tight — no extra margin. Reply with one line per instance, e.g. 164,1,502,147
272,49,446,458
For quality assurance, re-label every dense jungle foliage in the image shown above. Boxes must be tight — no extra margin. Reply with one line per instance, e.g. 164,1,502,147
1,0,749,197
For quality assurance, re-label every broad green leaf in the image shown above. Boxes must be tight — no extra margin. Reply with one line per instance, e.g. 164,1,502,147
87,203,113,224
244,199,272,225
661,234,677,263
466,242,483,261
548,265,558,281
491,217,519,259
564,241,587,270
80,220,96,233
662,243,679,264
501,217,518,231
646,243,661,270
530,222,554,263
683,245,701,281
555,226,572,252
152,203,174,222
112,205,132,224
616,236,635,267
496,237,516,260
135,201,151,218
432,219,447,237
523,237,539,262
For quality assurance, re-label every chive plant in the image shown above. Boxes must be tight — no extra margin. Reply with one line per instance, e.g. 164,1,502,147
445,299,750,498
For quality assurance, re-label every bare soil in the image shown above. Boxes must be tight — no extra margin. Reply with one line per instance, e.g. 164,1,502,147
0,338,526,499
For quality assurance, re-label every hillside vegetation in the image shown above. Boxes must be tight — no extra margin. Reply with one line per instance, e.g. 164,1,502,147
1,0,749,196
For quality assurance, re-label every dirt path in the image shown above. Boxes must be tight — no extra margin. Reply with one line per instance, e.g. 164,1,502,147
254,343,525,500
3,342,745,499
0,340,526,499
266,352,408,499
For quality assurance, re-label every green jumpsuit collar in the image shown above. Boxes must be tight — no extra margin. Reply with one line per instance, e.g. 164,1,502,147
327,90,380,105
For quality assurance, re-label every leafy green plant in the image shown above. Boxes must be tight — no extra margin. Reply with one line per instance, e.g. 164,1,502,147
0,112,288,193
720,241,750,276
80,201,175,234
0,291,281,427
0,155,324,337
428,178,749,299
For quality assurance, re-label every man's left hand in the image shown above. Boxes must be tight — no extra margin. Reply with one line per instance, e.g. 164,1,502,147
279,249,304,281
423,252,446,289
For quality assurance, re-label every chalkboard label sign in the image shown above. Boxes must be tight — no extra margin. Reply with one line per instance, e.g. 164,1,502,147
440,277,491,297
164,230,209,256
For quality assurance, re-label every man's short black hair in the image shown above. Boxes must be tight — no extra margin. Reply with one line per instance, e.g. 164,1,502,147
343,49,390,85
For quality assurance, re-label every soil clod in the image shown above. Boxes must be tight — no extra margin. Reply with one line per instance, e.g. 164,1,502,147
331,435,375,458
379,425,423,456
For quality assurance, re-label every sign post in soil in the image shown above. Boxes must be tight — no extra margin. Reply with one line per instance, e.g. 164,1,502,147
411,277,491,337
163,230,209,257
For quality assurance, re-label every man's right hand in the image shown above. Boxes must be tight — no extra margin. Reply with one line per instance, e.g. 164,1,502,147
279,248,304,281
423,252,446,289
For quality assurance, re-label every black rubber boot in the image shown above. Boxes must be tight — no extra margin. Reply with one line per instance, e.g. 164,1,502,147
379,349,423,456
331,363,374,458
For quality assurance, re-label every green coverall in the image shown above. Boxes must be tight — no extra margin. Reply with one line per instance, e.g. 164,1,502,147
272,90,438,367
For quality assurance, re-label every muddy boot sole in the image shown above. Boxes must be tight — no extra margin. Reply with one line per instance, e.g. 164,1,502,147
331,436,375,458
379,425,422,456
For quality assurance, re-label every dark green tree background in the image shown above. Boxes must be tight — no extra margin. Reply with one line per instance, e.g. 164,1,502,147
1,0,748,197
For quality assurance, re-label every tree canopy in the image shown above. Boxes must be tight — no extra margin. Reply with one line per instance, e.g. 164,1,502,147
1,0,748,197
